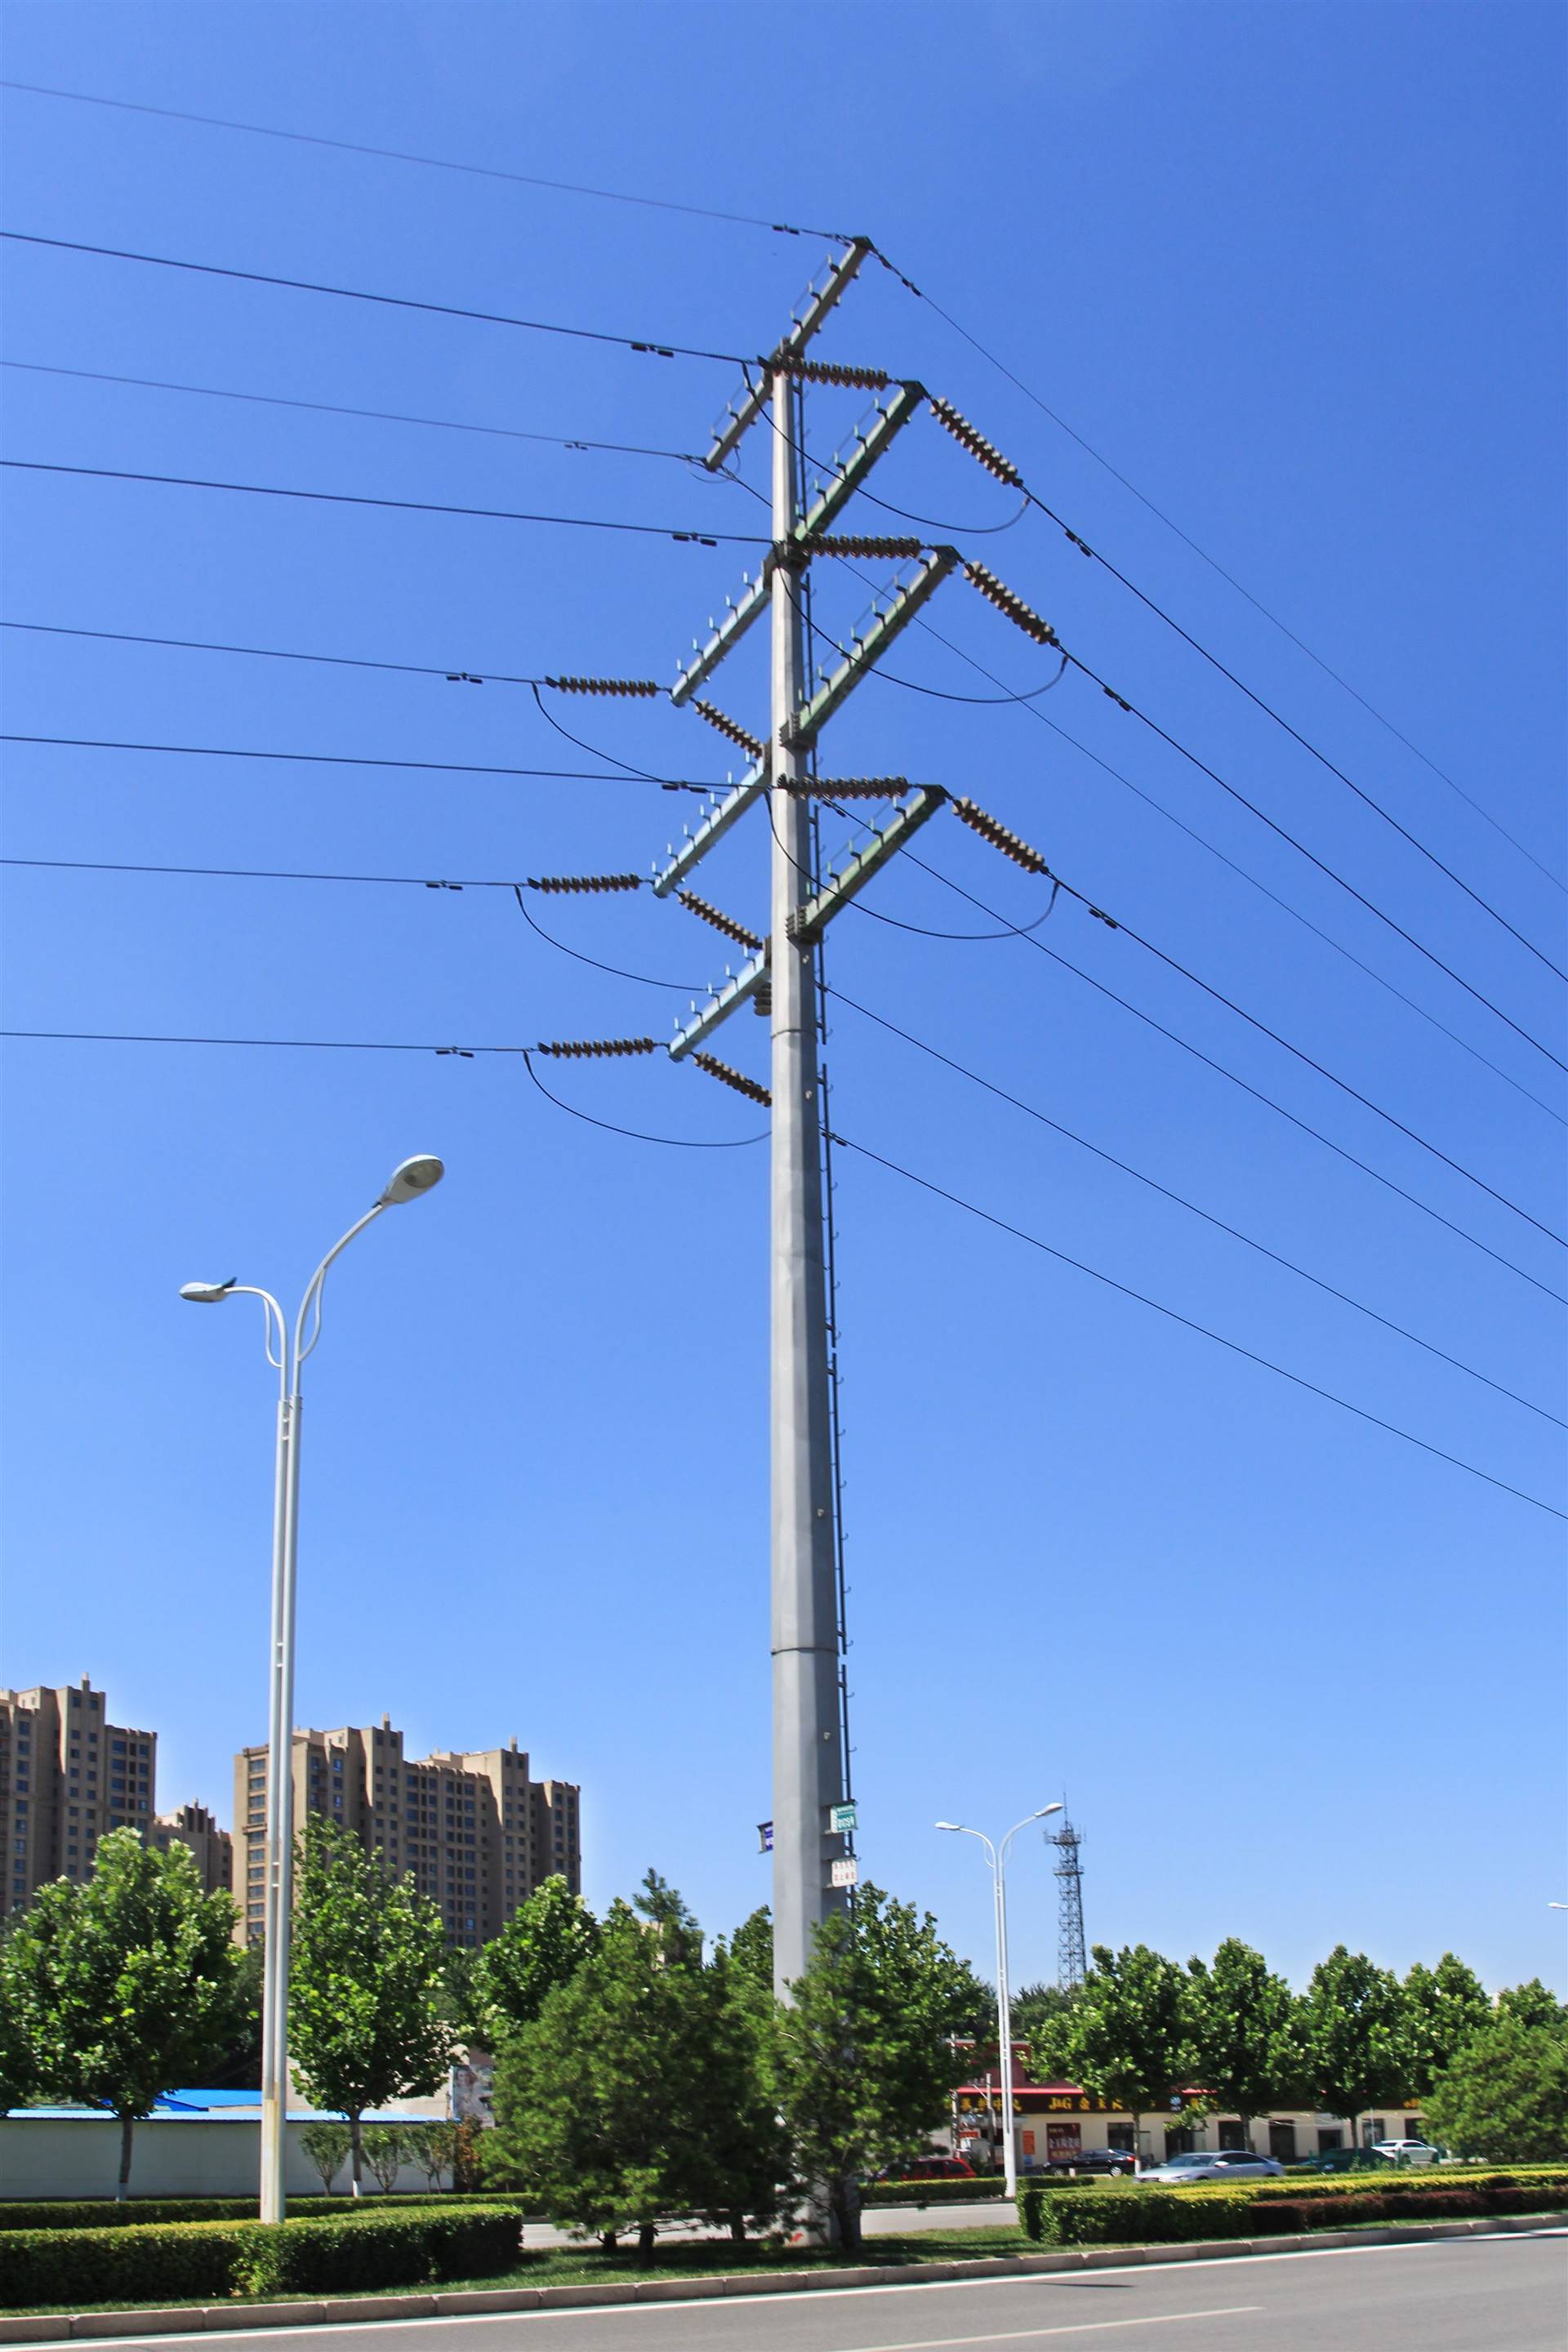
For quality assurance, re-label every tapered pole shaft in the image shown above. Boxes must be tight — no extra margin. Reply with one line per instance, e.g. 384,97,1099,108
769,365,846,2021
996,1852,1018,2198
259,1389,302,2222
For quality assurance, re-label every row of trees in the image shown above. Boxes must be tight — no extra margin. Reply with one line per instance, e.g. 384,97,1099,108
4,1824,1562,2210
1009,1940,1568,2159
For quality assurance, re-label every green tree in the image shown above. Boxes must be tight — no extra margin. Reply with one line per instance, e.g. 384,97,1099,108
1496,1978,1568,2031
632,1869,702,1966
408,2118,457,2191
1401,1953,1490,2096
288,1817,452,2192
775,1886,978,2252
1424,2013,1568,2162
483,1898,716,2255
723,1905,775,2004
1186,1940,1303,2148
471,1875,599,2046
1010,1981,1080,2078
0,1922,46,2114
1298,1945,1407,2149
361,2124,406,2194
440,1944,486,2045
688,1942,792,2242
300,2119,350,2192
204,1935,265,2091
1067,1944,1194,2165
5,1830,237,2194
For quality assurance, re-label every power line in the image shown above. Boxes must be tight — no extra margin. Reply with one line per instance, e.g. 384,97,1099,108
1,457,767,547
1,359,714,464
0,79,861,242
831,1128,1564,1522
0,733,715,791
0,229,748,365
887,264,1565,894
828,987,1563,1428
0,854,522,888
2,617,546,687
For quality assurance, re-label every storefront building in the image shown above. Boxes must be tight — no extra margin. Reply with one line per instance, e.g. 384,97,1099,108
952,2052,1426,2171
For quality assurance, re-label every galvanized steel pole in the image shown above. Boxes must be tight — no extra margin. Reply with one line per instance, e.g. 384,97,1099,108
768,364,847,2033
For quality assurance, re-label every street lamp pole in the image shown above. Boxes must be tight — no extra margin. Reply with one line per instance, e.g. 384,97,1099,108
180,1155,444,2222
938,1805,1062,2199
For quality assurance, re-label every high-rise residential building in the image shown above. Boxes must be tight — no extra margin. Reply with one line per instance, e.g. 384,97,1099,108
231,1714,581,1949
149,1802,234,1896
0,1677,158,1917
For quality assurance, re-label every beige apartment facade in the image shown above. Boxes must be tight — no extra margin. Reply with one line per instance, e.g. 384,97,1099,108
233,1713,581,1947
149,1802,234,1895
0,1677,158,1916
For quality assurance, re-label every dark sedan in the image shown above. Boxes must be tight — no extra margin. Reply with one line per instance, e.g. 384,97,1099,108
1039,2147,1137,2176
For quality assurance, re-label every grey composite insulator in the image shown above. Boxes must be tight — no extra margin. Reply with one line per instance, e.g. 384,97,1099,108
527,873,644,895
675,890,764,954
771,356,891,390
533,1036,658,1059
963,561,1058,645
951,796,1053,875
691,1052,773,1107
928,395,1024,488
784,777,911,800
807,534,926,560
752,981,773,1016
544,676,662,697
689,699,767,762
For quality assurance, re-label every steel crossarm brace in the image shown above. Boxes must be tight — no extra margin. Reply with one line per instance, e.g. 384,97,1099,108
789,546,959,744
797,381,926,541
651,757,769,897
673,385,929,708
667,947,770,1060
706,238,875,470
789,788,948,940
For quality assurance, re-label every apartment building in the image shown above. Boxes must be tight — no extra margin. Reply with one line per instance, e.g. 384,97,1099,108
149,1802,234,1895
0,1677,158,1916
232,1714,580,1948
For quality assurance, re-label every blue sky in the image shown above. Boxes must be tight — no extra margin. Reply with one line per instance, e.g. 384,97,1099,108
2,2,1562,1999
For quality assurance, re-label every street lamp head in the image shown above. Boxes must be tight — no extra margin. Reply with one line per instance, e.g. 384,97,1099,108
1036,1803,1065,1822
377,1155,445,1208
179,1278,237,1303
935,1821,963,1833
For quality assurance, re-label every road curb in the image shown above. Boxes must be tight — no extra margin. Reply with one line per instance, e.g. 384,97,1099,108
0,2211,1557,2341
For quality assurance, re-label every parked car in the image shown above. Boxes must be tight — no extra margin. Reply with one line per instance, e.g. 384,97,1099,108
1371,2139,1441,2165
875,2154,977,2181
1297,2145,1395,2173
1040,2148,1137,2176
1139,2150,1285,2185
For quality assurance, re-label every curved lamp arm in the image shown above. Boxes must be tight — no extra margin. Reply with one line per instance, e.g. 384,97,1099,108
295,1204,387,1369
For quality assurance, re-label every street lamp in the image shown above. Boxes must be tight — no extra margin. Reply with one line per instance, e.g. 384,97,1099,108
181,1155,444,2221
938,1803,1062,2199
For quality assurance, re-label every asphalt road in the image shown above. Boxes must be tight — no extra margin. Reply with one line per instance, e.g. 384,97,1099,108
85,2229,1566,2352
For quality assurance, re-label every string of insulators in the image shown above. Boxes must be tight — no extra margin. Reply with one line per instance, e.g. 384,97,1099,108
951,797,1054,876
753,980,773,1016
533,1036,658,1059
675,891,764,954
962,561,1058,645
527,872,644,895
690,699,766,761
770,356,891,390
806,534,926,560
544,676,662,698
784,777,911,800
927,395,1023,488
692,1053,772,1107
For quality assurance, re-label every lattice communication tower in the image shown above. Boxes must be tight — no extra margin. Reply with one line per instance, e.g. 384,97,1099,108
1049,1815,1087,1989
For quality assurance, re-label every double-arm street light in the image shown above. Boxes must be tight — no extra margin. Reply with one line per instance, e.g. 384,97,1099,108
938,1804,1062,2198
180,1155,444,2220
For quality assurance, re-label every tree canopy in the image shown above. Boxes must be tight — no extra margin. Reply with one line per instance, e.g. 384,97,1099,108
1067,1944,1194,2154
1298,1945,1407,2136
470,1874,599,2045
1401,1953,1490,2096
1424,2012,1568,2163
1185,1939,1303,2134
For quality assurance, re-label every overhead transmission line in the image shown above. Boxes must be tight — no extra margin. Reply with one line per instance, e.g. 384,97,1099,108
0,359,717,464
0,733,715,791
9,77,1548,892
0,457,766,547
828,1129,1563,1523
0,230,747,365
4,834,1552,1420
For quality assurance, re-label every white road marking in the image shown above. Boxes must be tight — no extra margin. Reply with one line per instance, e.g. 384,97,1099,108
820,2305,1260,2350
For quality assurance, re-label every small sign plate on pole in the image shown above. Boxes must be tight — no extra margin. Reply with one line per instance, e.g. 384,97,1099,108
758,1821,773,1853
831,1856,859,1889
829,1802,858,1834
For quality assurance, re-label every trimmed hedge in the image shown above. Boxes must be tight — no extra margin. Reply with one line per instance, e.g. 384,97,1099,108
0,2206,523,2310
0,2192,526,2233
1254,2166,1568,2198
862,2177,1012,2207
1025,2178,1568,2247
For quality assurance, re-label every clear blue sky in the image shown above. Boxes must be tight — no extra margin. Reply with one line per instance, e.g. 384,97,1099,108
2,2,1563,2000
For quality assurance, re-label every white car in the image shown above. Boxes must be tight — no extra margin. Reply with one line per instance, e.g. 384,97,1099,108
1139,2150,1285,2185
1372,2138,1440,2165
